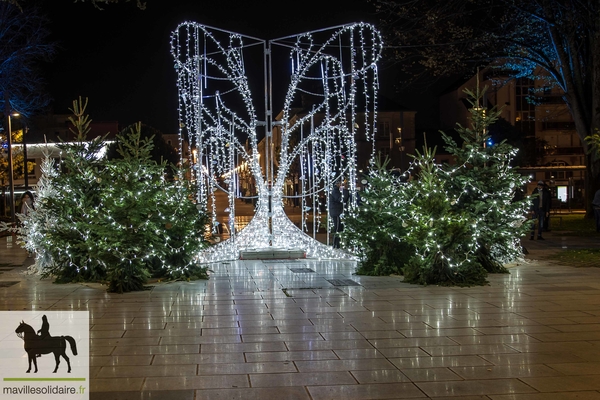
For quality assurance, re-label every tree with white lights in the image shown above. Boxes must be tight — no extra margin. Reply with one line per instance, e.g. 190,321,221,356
30,99,107,284
100,126,209,290
442,86,530,273
19,153,59,271
342,156,412,276
171,23,383,262
16,99,209,292
348,87,529,285
402,141,486,286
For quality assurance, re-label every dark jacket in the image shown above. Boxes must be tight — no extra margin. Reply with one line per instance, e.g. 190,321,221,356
329,186,344,217
531,187,551,214
328,186,348,217
593,189,600,208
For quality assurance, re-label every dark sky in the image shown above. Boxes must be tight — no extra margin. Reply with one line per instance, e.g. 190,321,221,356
42,0,388,134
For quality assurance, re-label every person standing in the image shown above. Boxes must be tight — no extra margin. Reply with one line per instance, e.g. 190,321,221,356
20,191,34,216
328,180,348,248
593,188,600,233
530,180,551,240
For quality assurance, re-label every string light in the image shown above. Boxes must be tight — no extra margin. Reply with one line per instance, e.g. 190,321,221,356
171,23,383,262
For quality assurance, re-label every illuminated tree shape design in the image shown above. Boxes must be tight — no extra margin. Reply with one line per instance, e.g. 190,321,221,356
171,23,383,262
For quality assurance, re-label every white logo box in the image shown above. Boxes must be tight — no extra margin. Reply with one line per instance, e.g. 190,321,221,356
0,311,89,400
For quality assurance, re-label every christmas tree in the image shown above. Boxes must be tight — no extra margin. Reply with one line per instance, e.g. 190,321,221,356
18,154,60,272
342,156,412,275
441,86,530,272
402,141,487,285
97,123,174,292
32,98,108,283
146,169,210,282
12,98,210,292
346,86,528,286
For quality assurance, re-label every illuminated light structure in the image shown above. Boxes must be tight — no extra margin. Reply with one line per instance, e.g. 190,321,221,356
171,23,383,262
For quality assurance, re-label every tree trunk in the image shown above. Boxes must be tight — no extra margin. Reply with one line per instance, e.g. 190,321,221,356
585,27,600,217
560,17,600,218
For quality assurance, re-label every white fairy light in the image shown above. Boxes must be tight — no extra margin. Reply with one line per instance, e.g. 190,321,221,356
171,23,382,262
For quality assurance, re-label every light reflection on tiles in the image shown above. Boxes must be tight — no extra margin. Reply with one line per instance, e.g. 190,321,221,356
5,254,600,398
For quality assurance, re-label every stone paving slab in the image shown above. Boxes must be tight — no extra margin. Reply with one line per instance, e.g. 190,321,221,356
0,232,600,399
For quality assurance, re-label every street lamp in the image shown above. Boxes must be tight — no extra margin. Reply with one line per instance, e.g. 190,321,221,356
21,123,29,190
4,111,19,223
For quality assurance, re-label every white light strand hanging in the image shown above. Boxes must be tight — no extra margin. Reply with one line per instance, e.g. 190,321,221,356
171,22,383,262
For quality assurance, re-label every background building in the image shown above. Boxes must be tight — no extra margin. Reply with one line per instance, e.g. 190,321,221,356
438,68,585,210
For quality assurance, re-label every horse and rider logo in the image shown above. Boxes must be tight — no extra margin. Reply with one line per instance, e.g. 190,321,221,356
15,315,78,373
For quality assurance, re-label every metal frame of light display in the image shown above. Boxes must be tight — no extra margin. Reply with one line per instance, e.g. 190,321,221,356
170,22,383,262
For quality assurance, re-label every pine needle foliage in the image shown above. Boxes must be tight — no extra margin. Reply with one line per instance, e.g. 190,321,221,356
35,98,107,283
96,123,167,292
344,87,528,286
402,142,487,286
12,98,209,292
149,171,210,281
441,86,530,272
342,156,413,275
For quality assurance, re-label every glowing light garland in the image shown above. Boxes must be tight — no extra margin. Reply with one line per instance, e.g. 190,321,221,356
171,23,383,262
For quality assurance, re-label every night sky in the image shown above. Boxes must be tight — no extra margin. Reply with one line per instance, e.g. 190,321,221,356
41,0,383,134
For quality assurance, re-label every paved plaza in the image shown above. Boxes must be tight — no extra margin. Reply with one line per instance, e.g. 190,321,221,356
1,232,600,399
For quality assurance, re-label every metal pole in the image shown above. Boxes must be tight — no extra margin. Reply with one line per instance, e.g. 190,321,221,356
23,126,28,190
4,93,15,223
265,40,273,243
